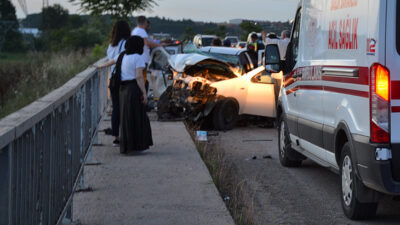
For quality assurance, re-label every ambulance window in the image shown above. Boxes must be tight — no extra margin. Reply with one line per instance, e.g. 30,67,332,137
292,9,301,61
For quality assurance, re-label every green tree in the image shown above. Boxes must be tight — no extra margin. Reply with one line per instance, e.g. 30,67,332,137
240,21,262,41
0,0,24,52
183,26,194,41
69,0,157,19
41,4,69,31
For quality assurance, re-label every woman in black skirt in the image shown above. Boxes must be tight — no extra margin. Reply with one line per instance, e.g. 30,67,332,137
93,36,153,154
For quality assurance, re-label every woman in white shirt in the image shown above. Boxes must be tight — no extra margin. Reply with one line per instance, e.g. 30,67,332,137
106,20,131,146
94,36,153,154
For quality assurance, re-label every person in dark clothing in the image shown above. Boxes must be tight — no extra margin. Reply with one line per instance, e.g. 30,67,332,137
211,38,222,46
247,33,265,67
107,20,131,146
223,39,231,47
92,36,153,154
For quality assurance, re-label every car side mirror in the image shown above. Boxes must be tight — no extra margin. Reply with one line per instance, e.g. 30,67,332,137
264,44,281,73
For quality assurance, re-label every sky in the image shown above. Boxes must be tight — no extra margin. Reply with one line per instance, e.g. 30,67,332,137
11,0,299,22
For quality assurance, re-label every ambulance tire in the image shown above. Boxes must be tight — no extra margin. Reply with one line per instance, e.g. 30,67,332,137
278,114,302,167
212,98,238,131
340,143,378,220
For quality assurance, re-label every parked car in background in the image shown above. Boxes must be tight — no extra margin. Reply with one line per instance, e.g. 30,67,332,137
224,36,239,47
193,34,217,47
265,0,400,220
236,41,247,49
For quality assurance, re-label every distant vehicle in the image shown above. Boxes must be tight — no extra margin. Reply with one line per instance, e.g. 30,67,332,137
264,0,400,220
193,34,217,48
199,46,255,74
236,41,247,49
224,36,239,46
150,32,171,43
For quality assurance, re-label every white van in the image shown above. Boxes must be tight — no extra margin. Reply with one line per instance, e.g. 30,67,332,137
193,34,217,48
264,0,400,220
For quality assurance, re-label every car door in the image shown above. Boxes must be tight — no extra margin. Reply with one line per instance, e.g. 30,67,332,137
148,47,171,98
242,67,276,117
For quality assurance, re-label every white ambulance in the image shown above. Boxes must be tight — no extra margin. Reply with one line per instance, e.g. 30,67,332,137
264,0,400,220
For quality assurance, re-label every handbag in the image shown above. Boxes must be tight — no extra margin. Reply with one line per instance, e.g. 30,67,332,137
109,51,125,91
109,40,126,91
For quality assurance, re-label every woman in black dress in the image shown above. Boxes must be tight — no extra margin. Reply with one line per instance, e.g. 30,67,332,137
93,36,153,154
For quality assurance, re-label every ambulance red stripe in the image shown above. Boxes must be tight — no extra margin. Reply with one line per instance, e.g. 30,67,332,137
283,66,369,88
393,106,400,113
285,85,369,98
322,67,369,85
392,81,400,99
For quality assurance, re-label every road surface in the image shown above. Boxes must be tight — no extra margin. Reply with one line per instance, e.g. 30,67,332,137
207,125,400,225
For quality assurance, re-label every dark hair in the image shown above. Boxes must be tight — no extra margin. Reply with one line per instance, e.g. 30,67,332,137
251,33,258,40
223,39,231,47
110,20,131,47
211,38,222,46
125,36,144,55
137,16,147,25
267,32,278,39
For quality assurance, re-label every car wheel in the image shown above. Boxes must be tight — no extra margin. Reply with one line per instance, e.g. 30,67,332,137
157,86,173,119
212,98,238,131
340,142,378,220
278,114,302,167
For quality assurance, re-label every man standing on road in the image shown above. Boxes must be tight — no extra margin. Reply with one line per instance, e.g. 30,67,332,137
131,16,163,91
263,30,291,61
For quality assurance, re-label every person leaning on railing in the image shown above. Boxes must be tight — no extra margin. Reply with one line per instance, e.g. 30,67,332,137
91,36,153,154
106,20,131,147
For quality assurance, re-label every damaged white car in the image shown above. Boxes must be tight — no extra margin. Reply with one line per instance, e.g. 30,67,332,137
148,47,278,130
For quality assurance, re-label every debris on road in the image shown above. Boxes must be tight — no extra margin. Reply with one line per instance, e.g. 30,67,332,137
196,131,208,141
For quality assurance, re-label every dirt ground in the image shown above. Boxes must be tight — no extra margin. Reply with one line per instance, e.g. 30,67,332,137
205,124,400,225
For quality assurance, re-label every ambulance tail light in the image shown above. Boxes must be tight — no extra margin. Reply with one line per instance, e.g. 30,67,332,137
370,64,390,143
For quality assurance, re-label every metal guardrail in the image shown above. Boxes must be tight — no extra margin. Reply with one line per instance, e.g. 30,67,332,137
0,58,108,225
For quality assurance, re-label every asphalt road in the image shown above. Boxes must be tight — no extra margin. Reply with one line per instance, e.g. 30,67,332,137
208,125,400,225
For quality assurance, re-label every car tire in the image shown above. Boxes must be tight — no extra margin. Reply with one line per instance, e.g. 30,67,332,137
157,86,173,119
340,142,378,220
212,98,238,131
278,114,303,167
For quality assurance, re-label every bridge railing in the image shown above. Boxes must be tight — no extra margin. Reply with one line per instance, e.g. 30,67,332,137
0,58,108,225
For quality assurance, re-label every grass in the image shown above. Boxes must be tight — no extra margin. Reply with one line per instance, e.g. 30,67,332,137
0,50,104,119
185,123,258,225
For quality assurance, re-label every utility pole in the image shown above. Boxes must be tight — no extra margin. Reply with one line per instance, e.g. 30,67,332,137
42,0,49,30
17,0,28,17
43,0,49,8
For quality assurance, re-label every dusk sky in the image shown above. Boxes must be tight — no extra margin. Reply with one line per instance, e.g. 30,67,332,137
11,0,299,22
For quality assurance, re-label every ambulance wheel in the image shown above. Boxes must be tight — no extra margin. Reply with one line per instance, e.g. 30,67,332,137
212,98,238,131
340,142,378,220
278,114,302,167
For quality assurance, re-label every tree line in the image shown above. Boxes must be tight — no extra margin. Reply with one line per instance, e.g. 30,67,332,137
1,0,292,53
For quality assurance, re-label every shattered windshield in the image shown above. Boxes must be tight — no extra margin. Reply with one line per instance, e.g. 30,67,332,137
204,53,240,66
202,38,214,47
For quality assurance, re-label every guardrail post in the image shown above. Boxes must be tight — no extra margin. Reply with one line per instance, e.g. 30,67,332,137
0,145,10,225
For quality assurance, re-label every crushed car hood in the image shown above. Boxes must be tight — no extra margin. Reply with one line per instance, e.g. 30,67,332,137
168,53,239,77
